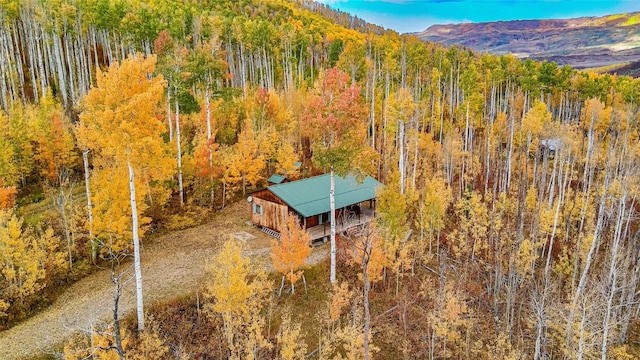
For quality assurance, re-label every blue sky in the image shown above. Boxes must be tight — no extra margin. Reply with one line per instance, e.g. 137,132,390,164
317,0,640,33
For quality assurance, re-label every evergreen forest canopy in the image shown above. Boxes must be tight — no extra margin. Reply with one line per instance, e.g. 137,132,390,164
0,0,639,358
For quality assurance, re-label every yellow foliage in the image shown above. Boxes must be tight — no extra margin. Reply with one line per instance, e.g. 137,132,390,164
581,98,611,140
233,117,266,194
430,285,472,359
525,186,538,214
329,282,352,323
516,238,539,278
0,209,63,319
517,101,552,152
553,244,574,278
63,325,129,360
77,55,168,168
130,329,169,360
0,299,8,318
420,176,452,234
275,142,300,178
487,332,523,360
220,145,242,199
333,321,365,360
376,170,409,250
609,344,637,359
538,200,557,236
206,240,254,315
387,88,417,132
277,311,307,360
77,54,173,255
322,290,378,360
257,125,278,166
0,104,34,186
90,166,151,255
348,223,391,283
449,190,489,262
417,132,443,178
205,239,272,359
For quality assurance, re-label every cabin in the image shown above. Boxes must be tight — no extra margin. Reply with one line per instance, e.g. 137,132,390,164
248,173,382,242
267,162,302,185
267,174,288,185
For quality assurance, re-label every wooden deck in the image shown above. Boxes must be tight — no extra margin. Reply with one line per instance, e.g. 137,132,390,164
306,207,376,243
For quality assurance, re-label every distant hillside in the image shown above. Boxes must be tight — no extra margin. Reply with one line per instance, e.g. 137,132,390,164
416,12,640,73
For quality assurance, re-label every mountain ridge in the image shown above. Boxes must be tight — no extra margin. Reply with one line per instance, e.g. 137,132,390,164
416,12,640,75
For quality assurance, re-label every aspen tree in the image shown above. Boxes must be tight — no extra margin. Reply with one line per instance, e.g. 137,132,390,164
235,117,265,196
270,214,311,295
31,91,77,186
275,142,300,178
337,40,366,83
77,55,171,332
303,67,375,176
386,88,417,194
416,176,451,255
0,112,18,186
347,222,389,360
277,310,307,360
0,209,64,322
205,239,271,359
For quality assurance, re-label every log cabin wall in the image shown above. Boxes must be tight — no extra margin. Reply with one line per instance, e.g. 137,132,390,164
305,214,319,228
251,190,289,232
251,189,285,204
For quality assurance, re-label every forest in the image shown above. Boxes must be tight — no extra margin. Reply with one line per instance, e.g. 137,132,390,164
0,0,639,359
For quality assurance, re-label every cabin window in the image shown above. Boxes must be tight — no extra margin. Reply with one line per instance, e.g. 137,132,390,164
253,203,263,215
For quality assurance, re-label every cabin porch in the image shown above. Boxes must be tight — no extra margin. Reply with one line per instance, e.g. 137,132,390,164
306,205,376,243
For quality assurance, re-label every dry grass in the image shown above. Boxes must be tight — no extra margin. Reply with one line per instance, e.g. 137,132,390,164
0,201,329,360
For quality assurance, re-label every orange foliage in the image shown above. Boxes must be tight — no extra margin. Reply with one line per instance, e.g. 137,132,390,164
36,111,76,184
270,214,311,293
329,281,352,322
194,137,220,178
0,186,17,209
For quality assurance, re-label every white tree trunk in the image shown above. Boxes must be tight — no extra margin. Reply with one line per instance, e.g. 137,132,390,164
399,120,405,195
175,93,184,206
128,161,145,332
167,85,173,142
205,83,215,206
370,65,376,149
330,168,336,283
601,194,626,360
82,150,95,260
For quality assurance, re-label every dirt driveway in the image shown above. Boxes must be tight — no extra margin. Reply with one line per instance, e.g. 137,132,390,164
0,202,328,359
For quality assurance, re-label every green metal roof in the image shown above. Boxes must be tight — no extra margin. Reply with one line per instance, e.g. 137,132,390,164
268,173,382,218
267,174,287,184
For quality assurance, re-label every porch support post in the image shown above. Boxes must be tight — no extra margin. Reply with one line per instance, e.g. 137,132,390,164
330,168,337,284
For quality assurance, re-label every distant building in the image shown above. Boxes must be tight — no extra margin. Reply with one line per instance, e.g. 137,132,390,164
248,173,382,242
266,162,302,185
540,138,562,153
267,174,288,185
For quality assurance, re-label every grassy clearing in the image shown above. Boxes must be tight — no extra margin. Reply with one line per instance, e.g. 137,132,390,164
624,14,640,26
583,61,631,74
